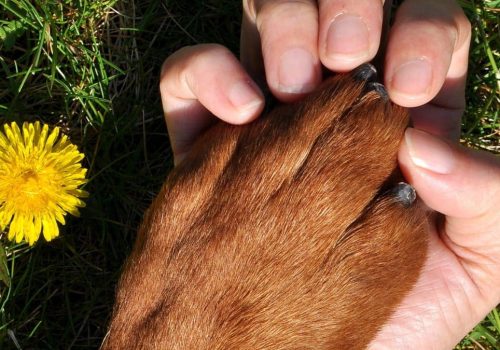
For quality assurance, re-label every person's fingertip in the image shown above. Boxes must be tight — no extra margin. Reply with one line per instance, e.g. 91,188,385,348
388,58,434,104
277,48,318,94
404,128,456,175
228,80,265,123
326,14,370,65
397,127,459,216
399,127,500,220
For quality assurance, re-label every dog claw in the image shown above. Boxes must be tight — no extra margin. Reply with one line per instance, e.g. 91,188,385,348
366,82,389,101
392,182,416,208
353,64,378,83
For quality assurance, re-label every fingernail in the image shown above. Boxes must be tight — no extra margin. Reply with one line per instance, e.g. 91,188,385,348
405,128,456,175
278,48,316,94
228,80,264,120
390,58,433,97
327,14,369,60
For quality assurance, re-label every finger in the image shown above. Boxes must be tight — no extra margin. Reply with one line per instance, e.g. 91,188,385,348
385,0,471,114
399,128,500,291
240,5,266,90
408,18,470,142
317,0,384,72
160,44,264,164
244,0,322,101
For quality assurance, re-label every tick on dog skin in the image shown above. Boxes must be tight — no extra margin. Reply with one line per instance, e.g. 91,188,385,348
392,182,417,208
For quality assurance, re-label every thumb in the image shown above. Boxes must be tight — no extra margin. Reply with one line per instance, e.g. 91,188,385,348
398,127,500,252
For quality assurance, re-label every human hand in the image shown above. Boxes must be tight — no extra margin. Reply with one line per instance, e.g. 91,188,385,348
159,1,500,348
241,3,499,348
160,44,265,165
159,44,500,350
162,0,471,164
240,0,471,139
365,131,500,349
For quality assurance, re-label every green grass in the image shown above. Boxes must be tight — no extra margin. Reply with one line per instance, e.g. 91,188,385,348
460,0,500,153
0,0,498,349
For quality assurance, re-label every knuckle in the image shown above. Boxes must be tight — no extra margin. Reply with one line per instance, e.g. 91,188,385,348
243,0,258,21
198,43,233,58
160,44,232,82
160,46,194,83
254,0,316,32
453,8,472,48
396,1,472,52
161,44,238,97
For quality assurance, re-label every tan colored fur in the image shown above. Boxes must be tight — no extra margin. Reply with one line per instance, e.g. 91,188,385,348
102,70,429,349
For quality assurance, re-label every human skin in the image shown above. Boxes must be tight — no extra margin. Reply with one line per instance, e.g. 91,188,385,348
159,1,500,349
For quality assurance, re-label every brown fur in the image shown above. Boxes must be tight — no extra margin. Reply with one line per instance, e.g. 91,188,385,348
101,70,429,349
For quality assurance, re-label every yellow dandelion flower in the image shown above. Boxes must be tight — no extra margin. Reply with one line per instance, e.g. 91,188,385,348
0,121,88,245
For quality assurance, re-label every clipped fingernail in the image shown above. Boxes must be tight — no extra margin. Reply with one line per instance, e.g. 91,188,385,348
327,14,369,61
228,80,264,120
405,128,456,175
278,48,316,94
390,58,433,98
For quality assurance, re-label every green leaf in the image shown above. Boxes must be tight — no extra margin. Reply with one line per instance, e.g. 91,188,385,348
0,243,10,288
0,20,27,50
